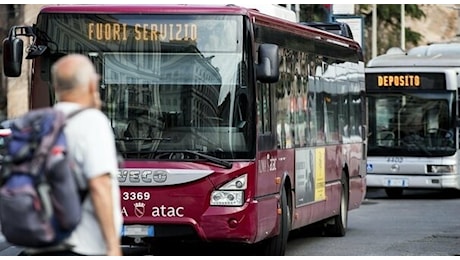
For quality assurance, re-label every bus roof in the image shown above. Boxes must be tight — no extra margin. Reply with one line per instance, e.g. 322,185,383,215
39,4,247,15
39,4,294,19
38,4,361,53
408,42,460,56
367,42,460,68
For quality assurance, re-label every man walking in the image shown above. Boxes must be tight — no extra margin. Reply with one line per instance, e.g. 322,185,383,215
25,54,123,256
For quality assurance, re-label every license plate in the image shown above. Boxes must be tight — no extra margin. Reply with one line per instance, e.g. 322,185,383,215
385,178,409,187
122,225,154,237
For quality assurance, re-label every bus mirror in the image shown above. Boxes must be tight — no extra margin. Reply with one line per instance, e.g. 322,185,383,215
2,25,48,77
2,36,24,77
256,44,279,83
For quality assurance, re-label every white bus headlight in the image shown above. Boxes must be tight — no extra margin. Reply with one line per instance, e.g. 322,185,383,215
210,190,244,206
428,165,456,174
210,174,247,206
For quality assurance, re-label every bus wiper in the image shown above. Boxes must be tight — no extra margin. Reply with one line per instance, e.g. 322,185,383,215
115,137,172,142
402,135,431,156
170,150,233,169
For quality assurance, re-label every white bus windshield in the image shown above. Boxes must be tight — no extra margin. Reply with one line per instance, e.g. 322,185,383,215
368,92,456,156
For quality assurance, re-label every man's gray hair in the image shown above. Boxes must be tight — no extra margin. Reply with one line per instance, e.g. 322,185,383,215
51,54,94,92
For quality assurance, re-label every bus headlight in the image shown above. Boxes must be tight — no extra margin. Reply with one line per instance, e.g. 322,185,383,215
210,174,247,206
427,165,456,174
210,190,244,206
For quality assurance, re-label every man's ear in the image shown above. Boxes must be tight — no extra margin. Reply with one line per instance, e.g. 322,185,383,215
89,75,102,109
89,77,98,94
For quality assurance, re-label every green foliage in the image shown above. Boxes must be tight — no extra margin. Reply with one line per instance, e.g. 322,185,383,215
279,4,333,22
300,5,332,22
357,4,425,61
276,4,426,62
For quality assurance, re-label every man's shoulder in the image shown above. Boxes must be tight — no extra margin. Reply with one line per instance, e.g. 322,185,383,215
54,103,108,121
77,108,107,120
74,110,111,132
53,104,111,134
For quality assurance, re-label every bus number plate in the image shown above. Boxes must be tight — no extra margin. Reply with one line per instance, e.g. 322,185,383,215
122,225,154,237
386,157,403,163
385,178,408,187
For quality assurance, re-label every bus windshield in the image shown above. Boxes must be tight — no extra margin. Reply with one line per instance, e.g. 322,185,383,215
37,13,250,159
368,92,455,157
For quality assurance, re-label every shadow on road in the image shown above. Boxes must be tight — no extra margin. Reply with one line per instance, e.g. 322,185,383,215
365,188,460,200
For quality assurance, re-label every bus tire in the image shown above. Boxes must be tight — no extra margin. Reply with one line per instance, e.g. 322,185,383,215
262,187,290,256
326,173,349,237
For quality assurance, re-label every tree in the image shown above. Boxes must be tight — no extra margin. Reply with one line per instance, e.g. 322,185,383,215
357,4,425,62
279,4,332,22
301,4,332,22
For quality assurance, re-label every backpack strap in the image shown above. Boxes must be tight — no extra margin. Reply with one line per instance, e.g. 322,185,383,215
60,107,92,202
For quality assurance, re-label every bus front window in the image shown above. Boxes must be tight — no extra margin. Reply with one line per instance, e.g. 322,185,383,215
37,13,251,159
368,93,455,156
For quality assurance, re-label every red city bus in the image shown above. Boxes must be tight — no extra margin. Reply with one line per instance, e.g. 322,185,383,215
2,4,367,255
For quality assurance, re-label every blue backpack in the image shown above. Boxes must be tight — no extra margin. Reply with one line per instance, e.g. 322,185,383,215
0,107,88,248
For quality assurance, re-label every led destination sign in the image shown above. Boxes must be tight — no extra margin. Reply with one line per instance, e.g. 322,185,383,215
88,22,198,41
42,14,240,52
377,75,420,87
366,73,446,91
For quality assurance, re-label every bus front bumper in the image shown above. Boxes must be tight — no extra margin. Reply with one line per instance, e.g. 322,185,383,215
367,173,460,190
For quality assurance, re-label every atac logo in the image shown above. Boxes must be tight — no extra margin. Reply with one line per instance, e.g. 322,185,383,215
134,202,146,218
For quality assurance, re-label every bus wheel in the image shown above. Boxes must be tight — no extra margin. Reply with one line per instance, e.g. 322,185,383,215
326,173,349,237
262,187,291,256
385,188,403,198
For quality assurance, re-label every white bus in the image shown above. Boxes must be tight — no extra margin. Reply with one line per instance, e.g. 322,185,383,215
366,43,460,198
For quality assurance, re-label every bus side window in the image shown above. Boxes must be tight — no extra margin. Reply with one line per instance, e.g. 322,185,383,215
257,82,276,150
